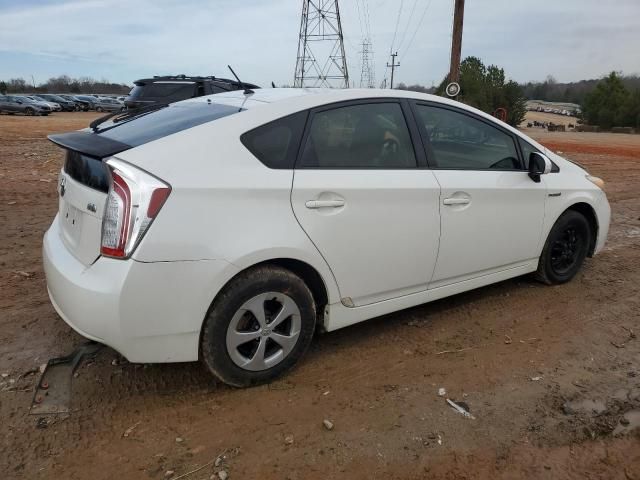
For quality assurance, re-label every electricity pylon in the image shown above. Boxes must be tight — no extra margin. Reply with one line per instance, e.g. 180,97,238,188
294,0,349,88
359,39,375,88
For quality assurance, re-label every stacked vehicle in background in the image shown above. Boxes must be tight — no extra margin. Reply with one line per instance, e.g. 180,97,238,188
124,75,259,109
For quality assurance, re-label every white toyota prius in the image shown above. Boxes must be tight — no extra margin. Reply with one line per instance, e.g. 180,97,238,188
43,88,610,386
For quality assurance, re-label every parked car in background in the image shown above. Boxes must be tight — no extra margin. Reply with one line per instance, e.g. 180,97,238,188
44,88,610,387
74,95,100,110
124,75,259,109
0,95,51,115
25,95,61,111
94,97,125,112
35,94,76,112
58,95,91,111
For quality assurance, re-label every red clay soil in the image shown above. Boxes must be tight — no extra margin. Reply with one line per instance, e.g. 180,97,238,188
1,114,639,480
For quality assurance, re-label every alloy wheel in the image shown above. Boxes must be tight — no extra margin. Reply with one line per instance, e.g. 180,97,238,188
550,226,582,275
226,292,301,371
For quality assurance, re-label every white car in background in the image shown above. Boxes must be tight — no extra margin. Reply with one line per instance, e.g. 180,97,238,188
43,88,610,387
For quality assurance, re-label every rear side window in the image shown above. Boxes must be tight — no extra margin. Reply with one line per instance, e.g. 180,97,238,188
299,102,417,168
240,111,308,169
64,151,109,193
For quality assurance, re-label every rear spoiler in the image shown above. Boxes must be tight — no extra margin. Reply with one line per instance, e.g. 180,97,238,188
48,131,131,159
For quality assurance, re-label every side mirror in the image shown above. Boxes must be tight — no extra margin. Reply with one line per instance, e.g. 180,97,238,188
528,152,552,183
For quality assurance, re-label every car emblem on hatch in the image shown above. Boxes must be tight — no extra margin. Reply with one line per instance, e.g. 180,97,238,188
59,177,66,197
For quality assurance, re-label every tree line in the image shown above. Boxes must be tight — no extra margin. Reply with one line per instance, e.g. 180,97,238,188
521,74,640,105
397,56,527,127
0,75,131,95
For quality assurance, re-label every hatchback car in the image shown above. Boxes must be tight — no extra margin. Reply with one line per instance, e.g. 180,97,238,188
35,94,77,111
43,89,610,387
0,95,51,115
58,95,91,111
94,97,125,112
26,96,61,111
125,75,259,109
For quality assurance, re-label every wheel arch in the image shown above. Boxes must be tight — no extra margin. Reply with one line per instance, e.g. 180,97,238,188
566,202,598,257
199,257,332,354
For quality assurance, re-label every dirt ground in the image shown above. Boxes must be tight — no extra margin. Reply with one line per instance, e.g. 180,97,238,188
1,112,640,480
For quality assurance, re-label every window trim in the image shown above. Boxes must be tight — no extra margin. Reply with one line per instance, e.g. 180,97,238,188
295,98,423,170
410,100,526,172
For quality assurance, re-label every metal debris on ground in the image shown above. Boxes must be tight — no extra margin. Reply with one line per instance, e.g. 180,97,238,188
446,398,476,419
30,342,102,415
323,419,334,430
438,387,446,397
530,376,543,381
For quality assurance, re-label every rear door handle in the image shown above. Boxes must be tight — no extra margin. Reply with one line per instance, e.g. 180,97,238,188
443,197,471,205
305,199,345,209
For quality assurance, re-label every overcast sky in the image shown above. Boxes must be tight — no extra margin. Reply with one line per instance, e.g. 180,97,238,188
1,0,639,88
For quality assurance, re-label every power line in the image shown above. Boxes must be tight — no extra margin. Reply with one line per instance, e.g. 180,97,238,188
399,0,433,63
395,0,418,53
390,0,404,53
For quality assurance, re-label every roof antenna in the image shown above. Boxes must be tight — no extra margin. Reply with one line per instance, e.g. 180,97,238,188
227,65,254,95
271,81,276,88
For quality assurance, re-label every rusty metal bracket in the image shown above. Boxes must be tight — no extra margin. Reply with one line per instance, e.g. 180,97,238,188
30,342,103,415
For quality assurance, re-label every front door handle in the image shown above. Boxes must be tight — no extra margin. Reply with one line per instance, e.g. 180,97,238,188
443,197,471,206
305,199,345,209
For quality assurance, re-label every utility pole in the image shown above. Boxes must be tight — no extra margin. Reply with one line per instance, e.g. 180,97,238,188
386,52,399,89
448,0,465,84
294,0,349,88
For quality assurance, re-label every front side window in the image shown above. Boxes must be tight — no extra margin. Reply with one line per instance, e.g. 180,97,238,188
415,105,520,170
299,102,417,168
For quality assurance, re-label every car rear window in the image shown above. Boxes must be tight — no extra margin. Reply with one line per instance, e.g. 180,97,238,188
141,82,196,99
64,151,109,193
94,101,242,148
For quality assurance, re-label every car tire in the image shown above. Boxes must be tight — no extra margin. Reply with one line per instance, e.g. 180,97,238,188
24,107,34,116
96,106,103,112
201,265,316,388
535,210,591,285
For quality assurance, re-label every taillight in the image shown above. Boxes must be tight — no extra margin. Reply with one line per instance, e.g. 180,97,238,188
100,158,171,259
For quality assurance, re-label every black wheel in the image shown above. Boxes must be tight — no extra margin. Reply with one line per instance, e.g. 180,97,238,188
201,265,316,387
24,107,34,116
96,106,103,112
536,210,591,284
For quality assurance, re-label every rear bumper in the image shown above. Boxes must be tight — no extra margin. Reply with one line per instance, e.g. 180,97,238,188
43,216,239,363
